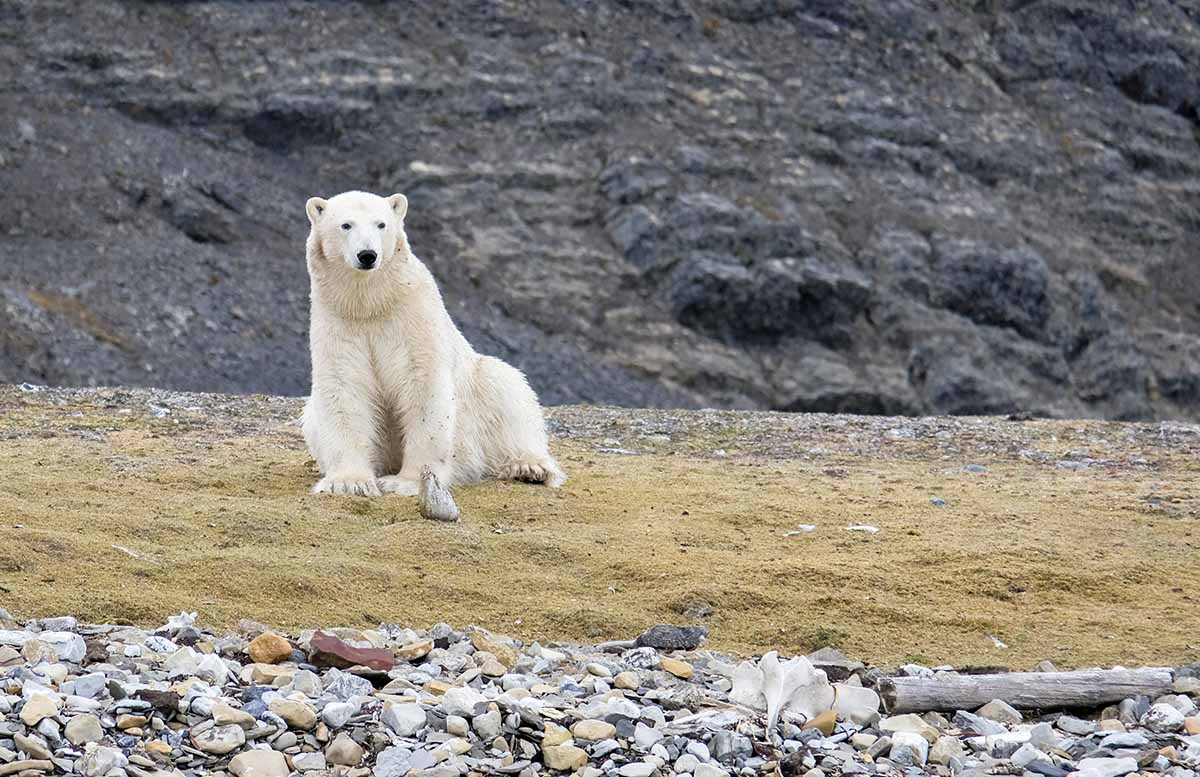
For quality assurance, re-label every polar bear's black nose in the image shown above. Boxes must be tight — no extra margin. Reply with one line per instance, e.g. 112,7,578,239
356,250,378,269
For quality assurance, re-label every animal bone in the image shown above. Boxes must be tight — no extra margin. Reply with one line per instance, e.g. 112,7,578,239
730,650,879,729
418,466,460,522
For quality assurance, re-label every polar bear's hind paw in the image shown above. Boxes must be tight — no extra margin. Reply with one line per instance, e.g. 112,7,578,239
500,459,567,488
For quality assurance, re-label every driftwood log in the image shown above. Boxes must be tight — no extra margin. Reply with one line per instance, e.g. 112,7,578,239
878,667,1175,713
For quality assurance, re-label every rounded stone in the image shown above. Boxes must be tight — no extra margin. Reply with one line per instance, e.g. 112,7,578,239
65,714,104,746
248,632,293,665
572,719,617,741
544,744,589,771
270,700,318,731
229,749,289,777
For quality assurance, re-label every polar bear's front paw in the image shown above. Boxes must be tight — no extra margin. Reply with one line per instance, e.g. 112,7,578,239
313,474,381,497
378,475,420,497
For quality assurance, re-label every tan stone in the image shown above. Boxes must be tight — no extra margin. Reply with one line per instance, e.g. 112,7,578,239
1185,717,1200,735
326,732,365,766
659,657,694,680
270,700,318,731
65,714,103,745
145,740,173,759
248,632,293,665
118,714,149,730
0,760,53,776
250,664,295,685
571,719,617,741
19,694,60,726
397,640,433,661
192,723,246,755
229,749,289,777
470,629,519,670
21,640,55,664
14,733,52,760
615,672,640,690
424,679,452,696
802,710,836,736
543,745,588,772
542,722,572,747
0,646,20,667
880,713,940,744
213,703,257,731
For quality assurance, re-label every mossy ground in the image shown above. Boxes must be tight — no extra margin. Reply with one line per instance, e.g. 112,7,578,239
1,386,1197,668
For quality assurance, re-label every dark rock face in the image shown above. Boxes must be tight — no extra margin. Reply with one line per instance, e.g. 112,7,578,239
635,625,709,652
0,0,1198,420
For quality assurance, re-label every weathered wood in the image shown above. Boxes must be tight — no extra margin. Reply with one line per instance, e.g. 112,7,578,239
878,667,1174,713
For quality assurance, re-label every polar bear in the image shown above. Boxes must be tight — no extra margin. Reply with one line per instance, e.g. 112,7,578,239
300,190,566,497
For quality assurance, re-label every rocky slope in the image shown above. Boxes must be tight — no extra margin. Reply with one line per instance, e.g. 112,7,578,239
1,0,1198,419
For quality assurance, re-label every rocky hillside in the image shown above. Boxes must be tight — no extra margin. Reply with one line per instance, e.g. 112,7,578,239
1,0,1198,419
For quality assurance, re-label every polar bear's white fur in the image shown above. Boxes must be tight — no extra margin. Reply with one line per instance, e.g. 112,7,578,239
300,190,565,497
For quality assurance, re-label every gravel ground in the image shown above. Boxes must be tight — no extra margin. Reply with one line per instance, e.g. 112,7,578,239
1,612,1199,777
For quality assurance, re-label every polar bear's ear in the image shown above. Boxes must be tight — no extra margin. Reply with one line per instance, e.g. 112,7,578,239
387,193,408,221
305,197,328,226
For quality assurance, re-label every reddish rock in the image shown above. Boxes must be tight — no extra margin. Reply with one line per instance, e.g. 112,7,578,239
308,631,394,671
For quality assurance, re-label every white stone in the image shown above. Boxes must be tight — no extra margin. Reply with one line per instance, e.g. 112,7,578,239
322,701,356,729
634,722,664,750
929,735,964,765
1011,743,1050,768
374,746,413,777
976,699,1022,725
618,763,657,777
293,751,328,771
196,653,230,684
880,713,939,744
694,764,729,777
79,745,128,777
440,686,486,717
382,702,427,737
1056,715,1097,735
1029,722,1059,750
889,731,929,766
165,647,200,677
72,673,107,699
0,630,35,647
1143,703,1186,733
1075,757,1139,777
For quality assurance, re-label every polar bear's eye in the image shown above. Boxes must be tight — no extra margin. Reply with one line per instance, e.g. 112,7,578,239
377,222,386,229
340,222,351,231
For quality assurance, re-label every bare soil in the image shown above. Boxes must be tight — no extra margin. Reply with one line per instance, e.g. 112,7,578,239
1,385,1197,668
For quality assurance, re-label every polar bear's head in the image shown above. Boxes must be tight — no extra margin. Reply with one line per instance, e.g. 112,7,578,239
305,190,409,273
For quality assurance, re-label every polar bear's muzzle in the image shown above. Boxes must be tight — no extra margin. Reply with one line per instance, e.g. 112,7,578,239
355,250,378,270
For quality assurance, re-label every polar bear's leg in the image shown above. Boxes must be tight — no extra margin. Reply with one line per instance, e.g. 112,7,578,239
473,356,566,487
303,390,383,497
380,369,457,496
